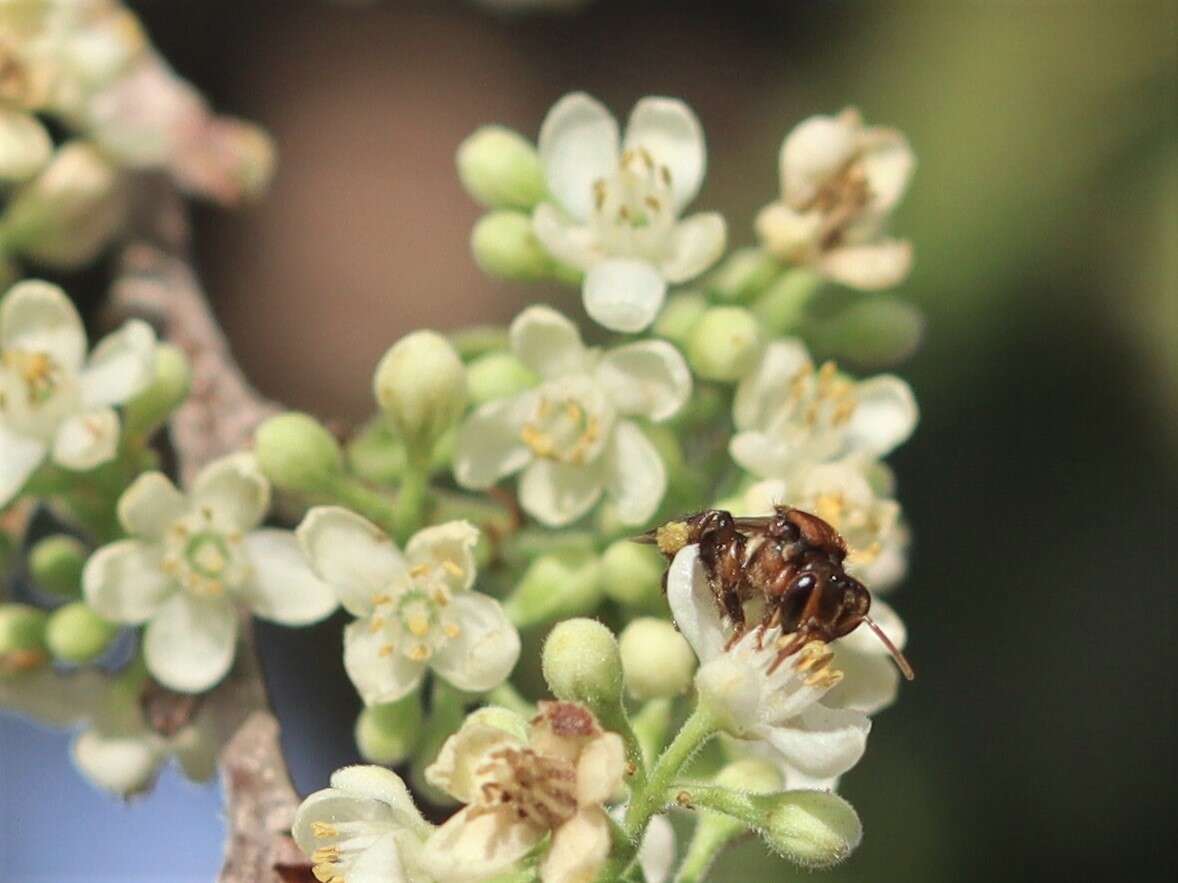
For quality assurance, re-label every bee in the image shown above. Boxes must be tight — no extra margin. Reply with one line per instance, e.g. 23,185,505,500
638,506,914,680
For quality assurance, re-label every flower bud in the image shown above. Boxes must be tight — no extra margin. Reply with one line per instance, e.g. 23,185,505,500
542,617,623,708
0,603,49,673
619,618,695,700
457,126,546,210
505,550,602,629
706,247,780,303
0,108,51,182
465,351,537,406
1,142,127,268
255,412,344,493
600,540,664,610
355,694,423,766
753,789,862,868
471,210,562,282
29,534,87,598
45,601,119,664
123,343,191,438
808,296,924,368
653,290,707,348
374,332,467,455
752,268,821,334
687,306,763,382
71,730,161,798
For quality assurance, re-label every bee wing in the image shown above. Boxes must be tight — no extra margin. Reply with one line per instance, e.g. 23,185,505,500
731,515,775,531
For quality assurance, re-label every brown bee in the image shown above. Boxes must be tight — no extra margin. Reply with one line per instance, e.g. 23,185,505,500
638,506,914,680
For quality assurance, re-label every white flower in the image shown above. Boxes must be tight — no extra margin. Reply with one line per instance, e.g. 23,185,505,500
83,454,337,693
756,108,915,290
453,305,690,527
533,92,726,333
297,507,519,705
667,544,872,782
423,701,626,883
731,338,917,480
0,280,156,506
293,765,434,883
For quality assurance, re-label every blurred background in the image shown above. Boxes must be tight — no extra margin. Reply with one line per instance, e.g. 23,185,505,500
2,1,1175,880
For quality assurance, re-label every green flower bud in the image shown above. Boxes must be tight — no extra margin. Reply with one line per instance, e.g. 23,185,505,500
456,126,546,210
0,603,49,673
752,268,821,334
754,790,862,868
471,210,567,282
374,331,467,456
653,290,707,348
706,247,781,303
808,296,925,368
0,109,52,183
505,550,603,629
355,694,423,766
29,534,88,598
466,351,537,406
618,618,695,700
45,601,118,664
714,757,782,793
255,412,344,493
123,343,192,438
541,617,622,708
687,306,763,382
600,540,664,610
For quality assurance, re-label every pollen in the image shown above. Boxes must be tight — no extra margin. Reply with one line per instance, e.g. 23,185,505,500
311,821,338,838
441,560,464,578
407,643,432,662
406,614,431,637
311,865,345,883
656,521,691,557
443,623,461,639
311,846,340,863
409,563,430,578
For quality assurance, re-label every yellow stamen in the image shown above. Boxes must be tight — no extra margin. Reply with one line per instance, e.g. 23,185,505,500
407,643,431,662
408,563,430,578
441,560,464,578
311,821,338,838
443,623,461,639
407,614,431,637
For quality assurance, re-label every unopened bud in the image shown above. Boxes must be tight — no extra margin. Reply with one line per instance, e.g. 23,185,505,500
505,550,602,629
754,789,862,868
45,601,119,664
0,108,51,182
471,210,565,282
619,618,695,700
600,540,664,610
542,617,622,708
706,247,780,303
0,603,49,673
687,306,763,382
457,126,545,210
71,730,161,798
374,331,467,455
29,534,88,598
808,296,924,368
123,343,191,438
355,694,423,766
652,290,707,348
255,412,344,493
752,268,821,334
466,351,537,406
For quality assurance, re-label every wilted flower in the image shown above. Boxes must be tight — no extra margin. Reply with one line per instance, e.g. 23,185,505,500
731,338,917,480
297,507,520,705
454,305,690,526
0,280,155,506
533,92,726,332
83,454,337,693
756,108,915,290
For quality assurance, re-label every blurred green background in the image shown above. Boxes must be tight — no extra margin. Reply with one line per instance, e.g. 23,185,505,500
5,1,1176,880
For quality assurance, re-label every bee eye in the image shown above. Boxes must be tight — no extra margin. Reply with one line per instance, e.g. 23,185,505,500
792,573,816,593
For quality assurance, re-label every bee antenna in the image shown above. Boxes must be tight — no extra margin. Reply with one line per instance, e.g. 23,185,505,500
863,615,915,681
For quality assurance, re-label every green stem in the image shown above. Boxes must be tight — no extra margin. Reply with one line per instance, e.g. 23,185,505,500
392,465,429,545
624,705,718,839
630,698,673,768
323,473,400,536
595,698,648,799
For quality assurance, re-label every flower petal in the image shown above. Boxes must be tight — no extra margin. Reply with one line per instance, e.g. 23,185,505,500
190,453,271,532
518,457,603,527
847,374,918,457
533,203,599,271
51,408,119,471
426,715,524,804
818,239,913,290
330,765,430,835
424,807,544,882
79,319,156,408
143,593,238,693
452,395,534,490
583,258,666,334
839,598,906,656
780,113,858,208
405,520,480,593
624,97,706,212
538,92,619,221
595,340,691,422
71,729,163,797
343,619,426,706
761,704,871,780
292,789,408,883
575,733,625,805
0,425,46,506
430,592,520,693
666,545,726,663
0,280,86,371
117,471,187,540
824,646,900,716
83,539,173,625
540,806,611,883
733,339,812,431
297,506,407,617
604,420,665,526
858,127,915,217
509,305,586,379
240,529,338,625
659,212,726,283
639,814,676,883
728,431,790,480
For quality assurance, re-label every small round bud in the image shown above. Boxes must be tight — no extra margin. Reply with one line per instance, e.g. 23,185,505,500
752,268,821,334
600,540,664,610
687,306,763,382
456,126,546,210
255,412,344,493
753,790,862,868
373,332,467,455
0,603,49,673
466,351,537,406
471,210,560,282
542,618,623,707
355,695,423,766
505,550,602,629
45,601,118,664
618,618,696,700
706,247,780,303
809,296,924,368
0,109,52,182
123,343,192,438
29,534,87,598
653,290,707,348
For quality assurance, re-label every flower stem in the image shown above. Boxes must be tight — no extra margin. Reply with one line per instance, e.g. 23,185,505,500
322,472,400,536
392,465,430,545
624,705,718,839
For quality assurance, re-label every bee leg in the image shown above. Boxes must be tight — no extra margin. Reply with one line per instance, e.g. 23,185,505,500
720,587,747,650
754,607,783,651
766,632,806,674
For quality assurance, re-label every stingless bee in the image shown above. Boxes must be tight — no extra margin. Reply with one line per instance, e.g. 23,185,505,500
638,505,914,680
